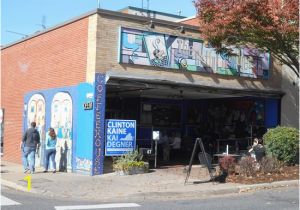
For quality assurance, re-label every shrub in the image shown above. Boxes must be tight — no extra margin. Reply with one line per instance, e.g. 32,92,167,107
263,126,299,165
219,156,236,174
259,156,283,174
113,150,147,174
239,156,257,177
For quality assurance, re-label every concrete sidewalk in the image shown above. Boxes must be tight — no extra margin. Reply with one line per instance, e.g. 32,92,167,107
1,161,298,202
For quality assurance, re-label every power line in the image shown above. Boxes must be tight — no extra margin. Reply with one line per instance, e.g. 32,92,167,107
6,30,28,38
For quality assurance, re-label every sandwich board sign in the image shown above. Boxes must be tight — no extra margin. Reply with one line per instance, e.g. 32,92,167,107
105,119,136,156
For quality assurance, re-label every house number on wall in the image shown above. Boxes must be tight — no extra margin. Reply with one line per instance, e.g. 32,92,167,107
83,102,93,110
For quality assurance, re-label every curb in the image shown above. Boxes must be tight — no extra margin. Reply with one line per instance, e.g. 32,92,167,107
237,180,299,193
121,180,299,201
1,179,45,194
1,178,298,200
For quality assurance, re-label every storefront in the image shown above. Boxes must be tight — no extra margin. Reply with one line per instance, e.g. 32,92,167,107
102,25,282,164
105,75,281,165
2,8,287,175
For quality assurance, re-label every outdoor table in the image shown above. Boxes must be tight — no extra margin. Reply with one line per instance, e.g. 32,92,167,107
213,153,243,163
216,137,252,153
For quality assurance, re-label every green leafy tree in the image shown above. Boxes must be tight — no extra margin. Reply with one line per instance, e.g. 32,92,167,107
195,0,299,77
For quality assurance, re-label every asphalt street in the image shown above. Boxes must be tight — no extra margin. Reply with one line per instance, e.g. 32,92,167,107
1,185,299,210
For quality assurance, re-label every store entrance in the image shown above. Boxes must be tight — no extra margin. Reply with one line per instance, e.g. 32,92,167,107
105,78,280,167
139,101,187,165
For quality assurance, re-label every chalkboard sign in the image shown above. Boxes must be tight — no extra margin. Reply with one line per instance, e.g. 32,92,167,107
184,138,215,184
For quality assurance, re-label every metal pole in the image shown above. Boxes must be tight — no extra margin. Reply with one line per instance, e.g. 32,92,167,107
154,140,157,168
250,124,253,145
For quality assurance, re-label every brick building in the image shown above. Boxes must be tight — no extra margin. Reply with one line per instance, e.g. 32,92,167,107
1,16,89,163
2,8,293,175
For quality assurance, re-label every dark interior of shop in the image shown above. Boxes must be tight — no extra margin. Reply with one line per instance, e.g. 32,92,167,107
105,79,274,167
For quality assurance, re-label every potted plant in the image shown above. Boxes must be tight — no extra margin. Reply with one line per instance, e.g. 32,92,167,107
113,150,149,175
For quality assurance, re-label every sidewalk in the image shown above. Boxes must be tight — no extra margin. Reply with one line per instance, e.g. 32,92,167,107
1,161,298,202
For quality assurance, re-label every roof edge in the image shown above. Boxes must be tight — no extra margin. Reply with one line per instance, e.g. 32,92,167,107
118,6,187,18
175,15,197,23
2,8,199,50
97,8,199,30
1,9,98,50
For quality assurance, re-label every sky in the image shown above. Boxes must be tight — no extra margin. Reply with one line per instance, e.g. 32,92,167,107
1,0,196,46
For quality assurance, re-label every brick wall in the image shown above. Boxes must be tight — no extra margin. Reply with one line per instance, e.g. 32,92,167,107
1,17,89,163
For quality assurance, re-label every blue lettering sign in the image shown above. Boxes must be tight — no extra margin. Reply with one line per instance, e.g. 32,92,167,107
92,73,106,175
105,119,136,156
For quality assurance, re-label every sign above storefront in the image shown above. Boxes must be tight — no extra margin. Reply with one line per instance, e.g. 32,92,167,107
119,27,270,79
105,119,136,156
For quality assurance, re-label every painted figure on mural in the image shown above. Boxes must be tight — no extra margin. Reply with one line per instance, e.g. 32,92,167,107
43,128,57,173
150,37,168,66
62,99,73,168
21,122,40,174
51,92,73,172
27,94,45,167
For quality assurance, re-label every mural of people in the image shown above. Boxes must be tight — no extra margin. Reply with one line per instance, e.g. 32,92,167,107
144,35,168,67
27,94,45,167
51,92,73,172
120,28,270,79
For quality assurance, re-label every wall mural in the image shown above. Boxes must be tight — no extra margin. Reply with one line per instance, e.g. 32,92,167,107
51,92,73,172
27,94,46,166
75,157,92,171
120,28,270,79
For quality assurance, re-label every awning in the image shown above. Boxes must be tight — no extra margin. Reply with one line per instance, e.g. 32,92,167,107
105,71,284,99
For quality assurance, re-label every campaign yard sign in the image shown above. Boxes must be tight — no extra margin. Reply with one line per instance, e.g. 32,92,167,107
105,119,136,156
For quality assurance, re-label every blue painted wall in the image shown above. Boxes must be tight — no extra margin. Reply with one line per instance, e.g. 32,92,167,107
265,98,280,128
24,83,94,173
75,83,94,175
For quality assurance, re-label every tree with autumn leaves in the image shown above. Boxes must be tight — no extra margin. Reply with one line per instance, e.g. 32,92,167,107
195,0,299,77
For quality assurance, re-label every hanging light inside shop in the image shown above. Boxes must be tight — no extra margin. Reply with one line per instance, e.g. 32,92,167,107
180,90,184,99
